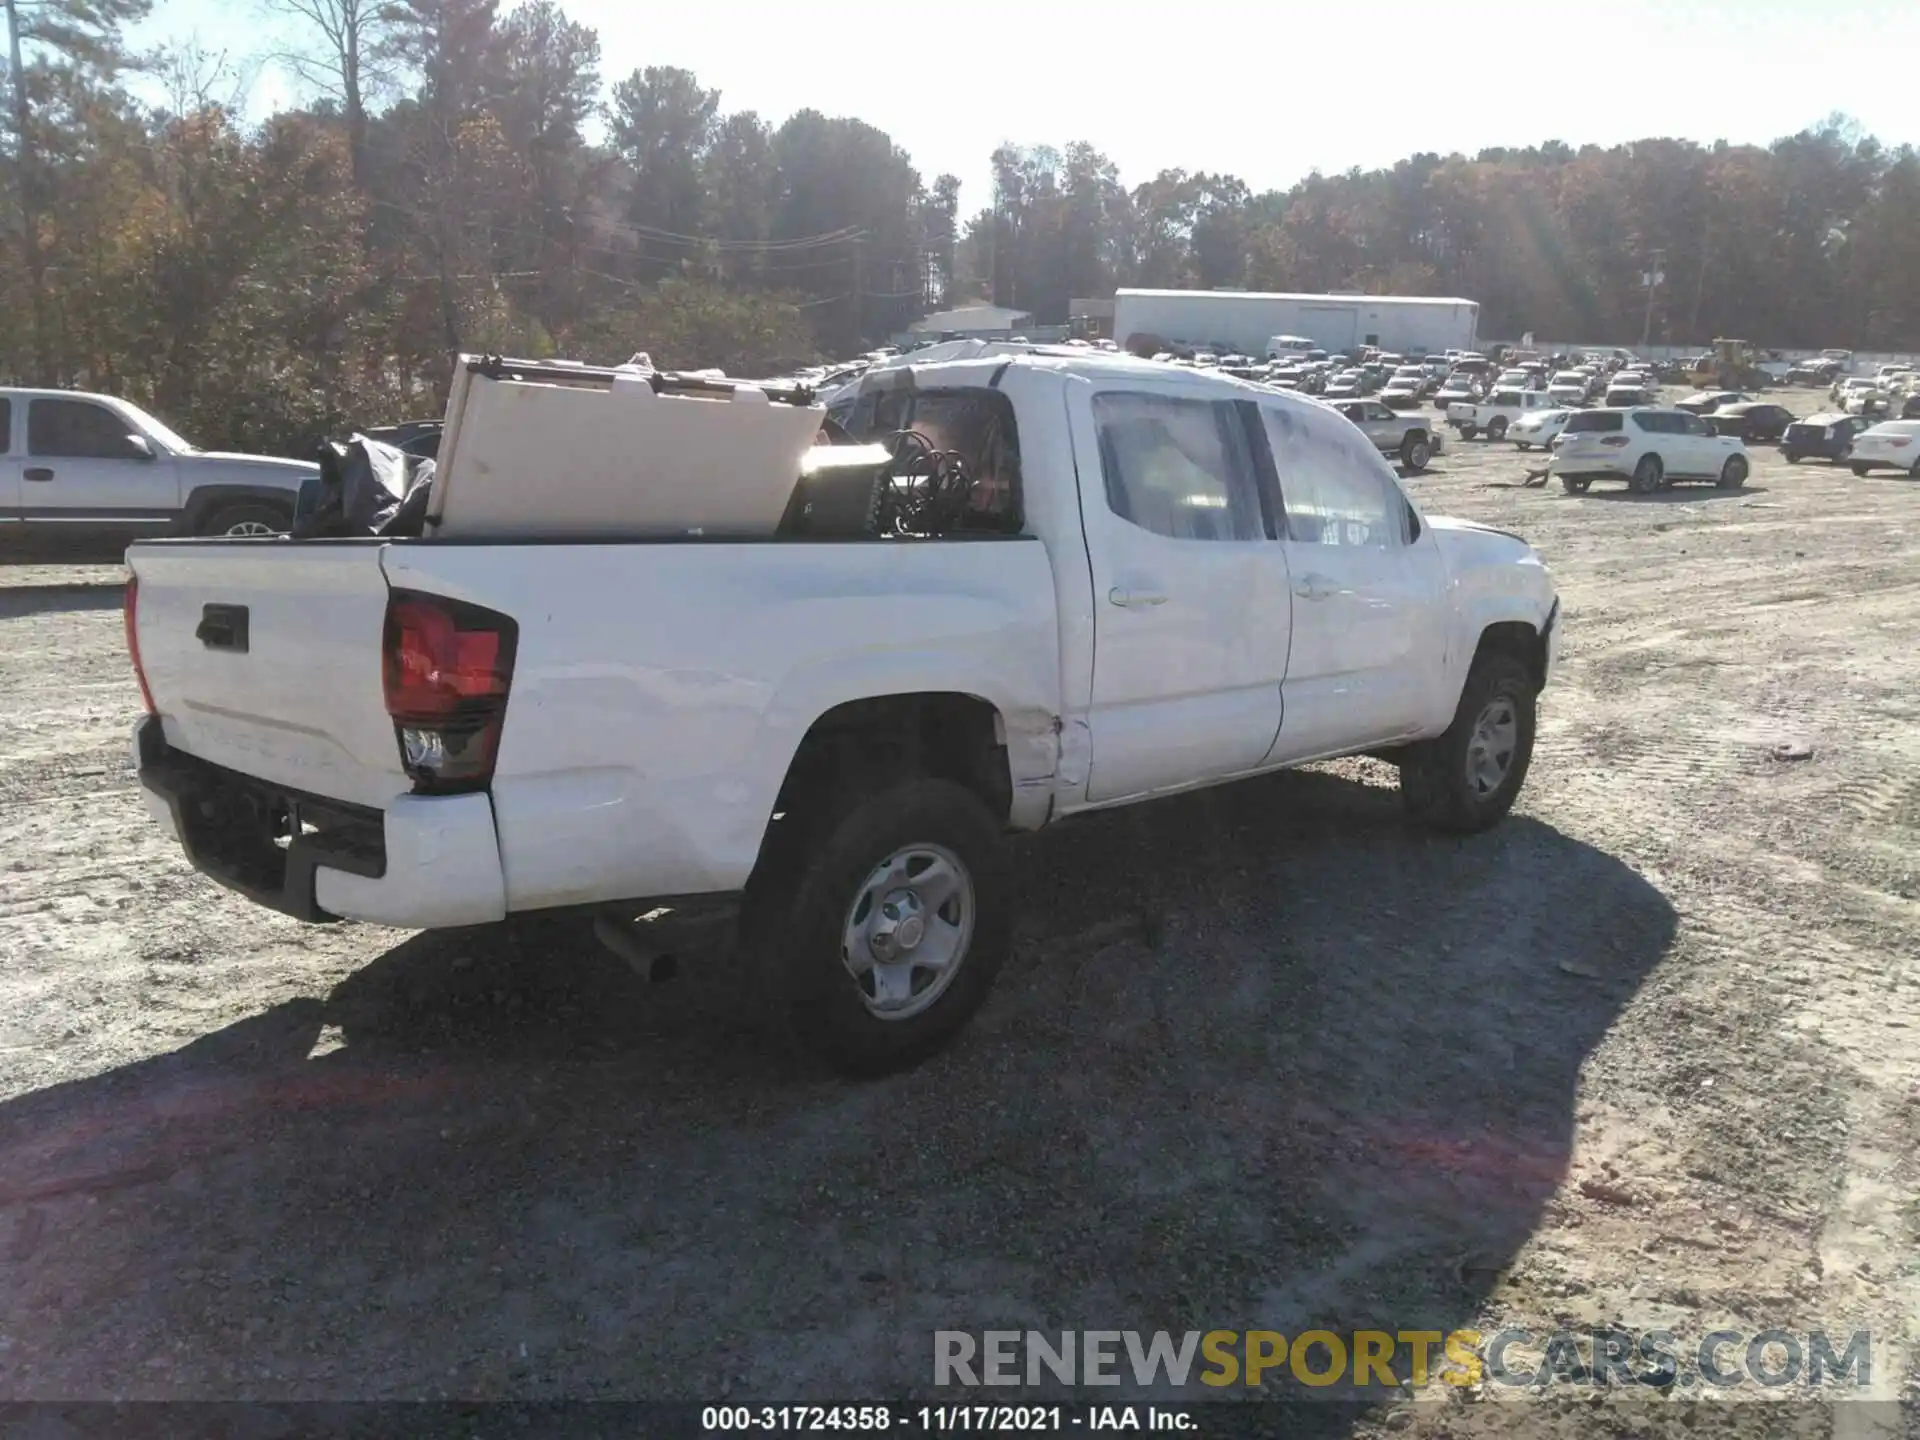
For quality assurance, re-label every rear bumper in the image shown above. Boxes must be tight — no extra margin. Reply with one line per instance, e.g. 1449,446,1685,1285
133,715,506,927
1549,454,1632,478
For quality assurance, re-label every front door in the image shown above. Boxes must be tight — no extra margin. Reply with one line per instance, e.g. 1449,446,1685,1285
23,396,178,529
1251,399,1445,762
1068,381,1293,803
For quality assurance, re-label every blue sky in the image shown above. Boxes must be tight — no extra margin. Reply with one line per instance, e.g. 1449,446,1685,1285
132,0,1920,214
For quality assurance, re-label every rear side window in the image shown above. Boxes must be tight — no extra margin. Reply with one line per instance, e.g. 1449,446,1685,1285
0,398,10,453
844,385,1023,533
1092,391,1263,542
1565,411,1624,433
1632,412,1680,433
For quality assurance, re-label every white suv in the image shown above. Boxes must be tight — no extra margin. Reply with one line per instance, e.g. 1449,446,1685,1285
1550,407,1750,494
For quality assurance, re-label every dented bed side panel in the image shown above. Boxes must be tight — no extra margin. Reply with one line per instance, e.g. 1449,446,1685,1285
380,539,1063,910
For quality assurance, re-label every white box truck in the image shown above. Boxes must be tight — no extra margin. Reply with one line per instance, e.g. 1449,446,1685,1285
1114,290,1479,361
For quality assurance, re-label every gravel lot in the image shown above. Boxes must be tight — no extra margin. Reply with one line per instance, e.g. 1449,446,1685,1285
2,391,1917,1435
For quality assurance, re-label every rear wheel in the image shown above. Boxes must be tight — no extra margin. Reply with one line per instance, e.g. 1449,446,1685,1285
1629,454,1663,493
1851,463,1871,477
1401,435,1431,472
200,502,288,537
1515,440,1532,452
1400,653,1537,834
1716,455,1749,489
1560,475,1592,494
1487,417,1509,442
1458,422,1479,441
742,777,1011,1077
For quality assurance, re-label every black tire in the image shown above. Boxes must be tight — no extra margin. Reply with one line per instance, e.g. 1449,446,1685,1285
1783,452,1802,464
1850,463,1871,477
1458,422,1479,441
1561,475,1592,494
1629,454,1663,493
200,501,289,537
1716,455,1749,489
1400,653,1538,834
742,777,1011,1077
1400,434,1431,472
1487,417,1509,442
1515,441,1532,452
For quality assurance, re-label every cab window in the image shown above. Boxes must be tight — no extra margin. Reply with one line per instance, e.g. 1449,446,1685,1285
1092,391,1264,542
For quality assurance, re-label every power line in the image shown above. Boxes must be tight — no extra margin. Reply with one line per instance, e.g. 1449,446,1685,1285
367,194,866,256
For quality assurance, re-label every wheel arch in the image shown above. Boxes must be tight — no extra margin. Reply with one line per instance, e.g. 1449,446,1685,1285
767,690,1045,839
1471,616,1551,695
178,483,301,534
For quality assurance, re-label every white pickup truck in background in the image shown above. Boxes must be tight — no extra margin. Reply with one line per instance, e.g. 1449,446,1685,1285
125,350,1561,1075
1446,388,1560,442
1,387,318,542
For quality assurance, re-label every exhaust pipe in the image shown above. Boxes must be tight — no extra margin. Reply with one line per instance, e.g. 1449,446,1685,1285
593,913,679,983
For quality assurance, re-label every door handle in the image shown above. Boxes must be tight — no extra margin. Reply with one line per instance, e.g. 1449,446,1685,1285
24,467,53,482
1108,587,1168,608
1293,574,1338,601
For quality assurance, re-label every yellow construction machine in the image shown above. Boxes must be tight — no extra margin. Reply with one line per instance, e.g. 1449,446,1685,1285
1689,338,1771,390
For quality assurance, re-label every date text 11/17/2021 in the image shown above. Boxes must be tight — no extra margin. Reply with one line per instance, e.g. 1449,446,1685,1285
700,1405,1197,1431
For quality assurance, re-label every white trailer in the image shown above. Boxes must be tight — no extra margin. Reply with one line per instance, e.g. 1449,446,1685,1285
1113,289,1480,360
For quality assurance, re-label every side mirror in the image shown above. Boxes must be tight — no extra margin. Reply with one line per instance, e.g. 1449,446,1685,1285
125,434,155,461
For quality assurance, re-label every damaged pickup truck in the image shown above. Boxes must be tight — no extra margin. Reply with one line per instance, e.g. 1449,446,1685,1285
123,349,1561,1075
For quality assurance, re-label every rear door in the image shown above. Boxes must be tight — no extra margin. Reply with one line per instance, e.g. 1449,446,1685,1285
130,542,409,808
1251,399,1446,760
1066,381,1292,802
24,396,180,530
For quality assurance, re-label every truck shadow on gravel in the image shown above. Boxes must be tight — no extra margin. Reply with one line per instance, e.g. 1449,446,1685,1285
0,765,1675,1426
0,586,125,618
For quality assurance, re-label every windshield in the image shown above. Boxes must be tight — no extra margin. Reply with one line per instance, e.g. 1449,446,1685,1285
134,407,198,453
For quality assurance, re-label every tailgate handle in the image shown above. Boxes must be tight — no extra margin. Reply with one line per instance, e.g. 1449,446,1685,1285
196,603,250,653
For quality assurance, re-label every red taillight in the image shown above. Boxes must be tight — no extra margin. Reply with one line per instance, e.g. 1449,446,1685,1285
125,575,156,716
381,591,516,793
1600,435,1631,447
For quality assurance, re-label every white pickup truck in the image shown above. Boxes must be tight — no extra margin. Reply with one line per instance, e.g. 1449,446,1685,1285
1446,388,1561,442
1,387,318,541
125,351,1561,1075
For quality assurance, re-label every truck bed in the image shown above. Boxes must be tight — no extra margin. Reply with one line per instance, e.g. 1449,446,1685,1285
129,533,1062,923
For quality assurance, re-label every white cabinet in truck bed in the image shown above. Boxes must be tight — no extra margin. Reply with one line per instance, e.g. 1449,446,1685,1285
429,361,825,538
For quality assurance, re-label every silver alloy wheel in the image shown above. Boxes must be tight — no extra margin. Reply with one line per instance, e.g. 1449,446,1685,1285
840,843,975,1020
225,519,277,536
1465,696,1519,797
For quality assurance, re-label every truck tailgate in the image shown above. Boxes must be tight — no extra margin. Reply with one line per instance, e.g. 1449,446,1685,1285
129,541,409,809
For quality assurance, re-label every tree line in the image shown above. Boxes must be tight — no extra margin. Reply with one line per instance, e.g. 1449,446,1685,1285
2,0,1916,456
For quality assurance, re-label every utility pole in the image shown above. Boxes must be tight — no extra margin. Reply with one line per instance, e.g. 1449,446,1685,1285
850,232,864,349
1640,248,1666,351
